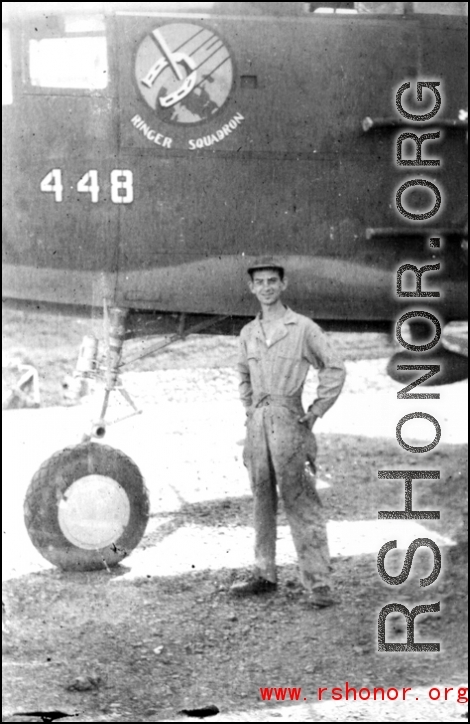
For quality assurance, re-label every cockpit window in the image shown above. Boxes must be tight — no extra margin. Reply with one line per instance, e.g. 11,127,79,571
29,36,108,90
2,28,13,105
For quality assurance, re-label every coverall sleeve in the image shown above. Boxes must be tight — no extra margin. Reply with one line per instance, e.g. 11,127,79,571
304,321,346,417
237,333,253,409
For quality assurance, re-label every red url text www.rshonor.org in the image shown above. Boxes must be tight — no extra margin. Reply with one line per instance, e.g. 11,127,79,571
259,684,468,704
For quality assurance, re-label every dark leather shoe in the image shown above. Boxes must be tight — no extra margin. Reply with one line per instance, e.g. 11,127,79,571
306,585,336,608
229,577,277,596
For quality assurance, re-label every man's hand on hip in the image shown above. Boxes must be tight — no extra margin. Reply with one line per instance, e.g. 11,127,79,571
298,410,318,430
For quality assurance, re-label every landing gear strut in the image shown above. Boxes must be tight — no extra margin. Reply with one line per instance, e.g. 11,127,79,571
87,307,142,441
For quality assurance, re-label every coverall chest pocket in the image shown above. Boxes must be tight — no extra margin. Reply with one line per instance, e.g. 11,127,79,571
273,353,301,386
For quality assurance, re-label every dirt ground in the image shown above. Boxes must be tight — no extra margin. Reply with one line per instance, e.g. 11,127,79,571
2,307,468,722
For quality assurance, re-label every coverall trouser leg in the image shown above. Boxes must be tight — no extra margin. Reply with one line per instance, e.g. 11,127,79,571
244,405,331,591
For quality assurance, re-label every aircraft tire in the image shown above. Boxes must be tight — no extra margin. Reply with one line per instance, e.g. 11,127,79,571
24,443,150,571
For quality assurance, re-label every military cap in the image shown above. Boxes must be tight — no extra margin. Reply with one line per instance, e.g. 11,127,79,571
247,256,285,275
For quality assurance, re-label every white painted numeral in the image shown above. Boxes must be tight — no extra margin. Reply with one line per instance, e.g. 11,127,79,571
40,169,134,204
110,169,134,204
40,169,63,202
77,170,100,203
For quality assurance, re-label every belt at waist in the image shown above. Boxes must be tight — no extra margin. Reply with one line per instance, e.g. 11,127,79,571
253,394,303,411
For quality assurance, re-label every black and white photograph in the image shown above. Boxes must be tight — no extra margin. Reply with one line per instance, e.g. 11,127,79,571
2,2,468,722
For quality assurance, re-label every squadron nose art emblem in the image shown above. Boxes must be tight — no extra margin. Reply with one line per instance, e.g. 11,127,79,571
135,24,234,124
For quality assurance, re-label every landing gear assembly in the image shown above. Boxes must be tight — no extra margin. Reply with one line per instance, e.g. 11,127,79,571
24,307,229,572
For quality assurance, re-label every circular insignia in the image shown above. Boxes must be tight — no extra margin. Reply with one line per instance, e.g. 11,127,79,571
135,23,234,125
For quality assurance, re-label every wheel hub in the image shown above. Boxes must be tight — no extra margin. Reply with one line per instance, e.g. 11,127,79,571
58,475,131,550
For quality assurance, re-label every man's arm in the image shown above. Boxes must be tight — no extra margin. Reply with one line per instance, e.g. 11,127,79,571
300,321,346,427
237,334,253,409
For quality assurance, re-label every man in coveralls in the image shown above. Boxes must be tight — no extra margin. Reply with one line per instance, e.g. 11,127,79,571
231,257,346,607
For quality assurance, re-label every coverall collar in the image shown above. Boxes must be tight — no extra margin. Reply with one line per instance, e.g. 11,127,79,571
255,306,298,347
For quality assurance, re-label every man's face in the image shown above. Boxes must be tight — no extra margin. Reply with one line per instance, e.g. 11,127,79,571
249,268,287,306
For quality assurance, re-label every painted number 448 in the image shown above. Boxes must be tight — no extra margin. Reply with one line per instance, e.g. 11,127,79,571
40,169,134,204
